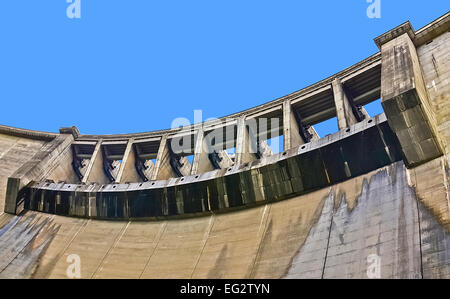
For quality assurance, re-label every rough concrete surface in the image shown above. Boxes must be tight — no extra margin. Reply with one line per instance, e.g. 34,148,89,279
0,14,449,279
0,158,448,278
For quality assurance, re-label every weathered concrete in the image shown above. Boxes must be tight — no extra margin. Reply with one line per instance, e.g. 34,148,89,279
82,140,108,184
283,99,319,149
332,78,369,130
0,13,449,279
0,158,448,278
417,31,450,154
190,129,205,175
378,26,443,167
4,133,74,214
151,135,168,180
21,115,403,220
0,134,47,214
333,78,359,130
283,100,304,149
115,139,142,183
236,117,257,165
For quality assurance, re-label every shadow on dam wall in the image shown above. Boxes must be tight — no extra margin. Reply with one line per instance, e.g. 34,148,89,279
0,160,448,278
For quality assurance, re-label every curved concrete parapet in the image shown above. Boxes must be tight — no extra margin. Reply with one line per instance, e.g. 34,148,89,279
21,115,403,220
0,125,58,141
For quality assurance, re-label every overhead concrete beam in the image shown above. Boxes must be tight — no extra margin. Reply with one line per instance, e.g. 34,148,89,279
302,107,335,125
353,86,381,106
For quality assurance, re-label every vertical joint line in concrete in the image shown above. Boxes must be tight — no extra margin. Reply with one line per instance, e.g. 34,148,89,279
139,221,168,279
248,204,272,278
410,161,424,278
190,214,215,278
49,218,91,278
91,221,131,279
414,173,424,279
321,190,335,279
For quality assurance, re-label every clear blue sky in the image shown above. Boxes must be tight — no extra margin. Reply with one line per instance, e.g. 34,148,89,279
0,1,448,136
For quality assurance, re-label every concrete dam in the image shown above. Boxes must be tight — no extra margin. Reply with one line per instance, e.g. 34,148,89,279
0,13,449,279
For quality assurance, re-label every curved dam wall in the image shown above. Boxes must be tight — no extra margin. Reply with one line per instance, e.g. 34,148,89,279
0,13,449,279
0,158,448,278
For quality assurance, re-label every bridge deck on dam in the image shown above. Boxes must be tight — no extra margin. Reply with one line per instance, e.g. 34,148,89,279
0,12,449,278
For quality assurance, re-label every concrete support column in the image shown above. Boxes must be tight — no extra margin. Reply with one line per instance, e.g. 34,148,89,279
199,142,217,173
376,26,443,167
332,78,359,130
283,100,304,150
82,139,109,184
194,129,232,174
235,117,256,165
190,129,205,175
151,135,168,180
115,139,141,183
283,100,320,149
152,135,192,179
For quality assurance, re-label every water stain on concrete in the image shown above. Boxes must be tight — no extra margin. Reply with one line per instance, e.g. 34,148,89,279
284,162,424,278
0,213,59,278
